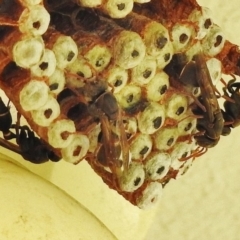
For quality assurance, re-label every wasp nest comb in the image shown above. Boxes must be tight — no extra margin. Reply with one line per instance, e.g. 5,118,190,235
0,0,240,209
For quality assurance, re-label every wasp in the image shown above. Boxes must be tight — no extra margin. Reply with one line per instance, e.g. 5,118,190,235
221,75,240,131
58,78,130,176
185,53,224,147
88,91,130,175
0,97,15,140
0,98,60,164
165,53,224,148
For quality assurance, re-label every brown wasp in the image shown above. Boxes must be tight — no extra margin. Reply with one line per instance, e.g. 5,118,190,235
0,97,15,140
58,77,130,176
221,75,240,132
185,54,225,147
191,54,224,148
0,97,60,163
165,52,224,148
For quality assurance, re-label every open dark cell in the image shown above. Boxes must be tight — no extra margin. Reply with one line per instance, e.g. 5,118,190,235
143,69,152,79
131,50,139,58
153,116,162,129
77,71,84,77
167,137,174,146
117,3,125,10
181,152,188,158
60,131,70,140
176,106,184,116
204,18,212,29
159,85,167,95
39,62,48,70
114,78,123,87
73,146,82,157
156,36,167,49
49,83,59,91
164,53,171,62
67,51,75,62
134,177,141,186
214,35,223,47
157,166,165,175
96,58,104,67
184,122,192,131
33,21,41,29
44,109,53,119
139,146,149,155
179,33,188,44
127,94,134,103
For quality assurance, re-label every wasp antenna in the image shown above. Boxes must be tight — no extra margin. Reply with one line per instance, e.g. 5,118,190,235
220,78,228,87
213,85,222,98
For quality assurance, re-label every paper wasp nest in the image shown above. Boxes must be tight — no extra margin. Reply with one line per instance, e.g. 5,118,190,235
0,0,240,209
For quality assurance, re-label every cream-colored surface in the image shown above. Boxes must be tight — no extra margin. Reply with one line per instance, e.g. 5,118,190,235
0,147,157,240
0,156,117,240
1,1,240,240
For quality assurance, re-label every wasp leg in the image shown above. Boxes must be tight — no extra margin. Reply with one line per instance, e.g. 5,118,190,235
0,137,22,155
117,110,130,171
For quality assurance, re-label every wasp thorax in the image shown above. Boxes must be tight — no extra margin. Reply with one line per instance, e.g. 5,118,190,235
67,102,88,122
